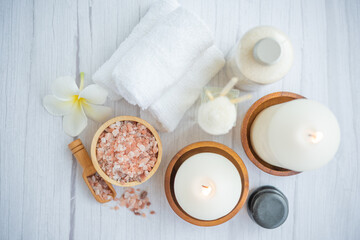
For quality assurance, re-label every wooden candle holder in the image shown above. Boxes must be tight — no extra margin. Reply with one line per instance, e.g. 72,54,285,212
241,92,305,176
90,116,162,187
164,141,249,227
68,139,116,203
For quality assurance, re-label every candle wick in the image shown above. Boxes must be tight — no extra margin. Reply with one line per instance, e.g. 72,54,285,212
308,131,323,143
201,184,213,197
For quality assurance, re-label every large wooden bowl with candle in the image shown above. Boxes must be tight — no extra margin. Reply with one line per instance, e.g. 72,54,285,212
91,116,162,187
241,92,304,176
165,141,249,227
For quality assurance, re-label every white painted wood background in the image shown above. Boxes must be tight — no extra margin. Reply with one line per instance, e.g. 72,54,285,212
1,0,359,239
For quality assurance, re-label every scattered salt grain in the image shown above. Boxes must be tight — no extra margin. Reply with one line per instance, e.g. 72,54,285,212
86,174,155,217
110,187,155,218
140,191,147,199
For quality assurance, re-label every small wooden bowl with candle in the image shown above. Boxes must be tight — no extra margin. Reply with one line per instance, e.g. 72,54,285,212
91,116,162,187
165,141,249,227
241,92,304,176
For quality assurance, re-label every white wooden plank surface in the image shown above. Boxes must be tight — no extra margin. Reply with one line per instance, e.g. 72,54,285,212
1,0,359,239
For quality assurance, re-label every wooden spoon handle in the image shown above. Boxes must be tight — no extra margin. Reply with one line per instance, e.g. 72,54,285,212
68,139,93,169
69,139,117,203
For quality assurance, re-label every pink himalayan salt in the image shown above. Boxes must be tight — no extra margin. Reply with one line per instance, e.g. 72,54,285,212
86,175,156,217
87,172,113,201
112,187,154,217
96,121,159,184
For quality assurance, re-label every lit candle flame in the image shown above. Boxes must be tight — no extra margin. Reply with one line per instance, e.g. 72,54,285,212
308,131,323,143
201,185,212,196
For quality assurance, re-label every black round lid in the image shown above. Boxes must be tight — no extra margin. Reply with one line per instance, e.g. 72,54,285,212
248,186,289,229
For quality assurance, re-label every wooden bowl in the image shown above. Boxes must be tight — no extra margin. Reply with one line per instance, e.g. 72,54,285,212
241,92,305,176
91,116,162,187
164,141,249,226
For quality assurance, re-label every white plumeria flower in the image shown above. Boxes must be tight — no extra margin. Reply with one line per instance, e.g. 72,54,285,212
43,72,112,137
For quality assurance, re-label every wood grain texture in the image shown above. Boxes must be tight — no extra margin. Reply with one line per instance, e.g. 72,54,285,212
0,0,359,239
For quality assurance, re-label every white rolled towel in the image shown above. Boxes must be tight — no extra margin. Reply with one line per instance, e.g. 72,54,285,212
140,46,225,132
112,7,213,109
92,0,180,100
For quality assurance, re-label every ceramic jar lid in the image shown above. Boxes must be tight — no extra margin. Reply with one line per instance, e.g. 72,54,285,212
253,38,282,65
247,186,289,229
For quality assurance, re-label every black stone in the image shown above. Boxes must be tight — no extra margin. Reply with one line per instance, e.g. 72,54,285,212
247,186,289,229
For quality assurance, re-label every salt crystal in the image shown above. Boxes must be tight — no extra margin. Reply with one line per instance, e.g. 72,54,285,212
140,191,147,199
128,151,135,158
108,187,155,218
87,172,113,200
112,129,119,137
96,121,159,184
137,143,146,152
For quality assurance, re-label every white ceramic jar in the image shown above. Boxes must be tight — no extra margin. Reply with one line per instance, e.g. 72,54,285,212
226,26,294,91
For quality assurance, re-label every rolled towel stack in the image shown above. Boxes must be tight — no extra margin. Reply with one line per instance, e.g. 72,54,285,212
113,7,213,109
92,0,180,100
93,0,225,132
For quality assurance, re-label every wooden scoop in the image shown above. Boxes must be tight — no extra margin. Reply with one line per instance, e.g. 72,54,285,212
68,139,116,203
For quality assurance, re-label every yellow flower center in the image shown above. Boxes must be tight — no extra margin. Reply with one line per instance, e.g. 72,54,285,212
72,95,86,106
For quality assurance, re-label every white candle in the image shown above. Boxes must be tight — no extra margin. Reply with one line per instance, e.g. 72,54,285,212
251,99,341,171
174,152,242,220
